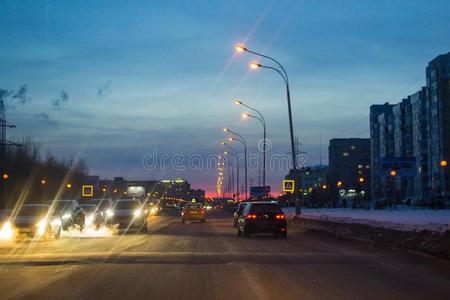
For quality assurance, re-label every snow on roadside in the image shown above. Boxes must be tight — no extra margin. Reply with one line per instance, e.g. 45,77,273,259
282,207,450,232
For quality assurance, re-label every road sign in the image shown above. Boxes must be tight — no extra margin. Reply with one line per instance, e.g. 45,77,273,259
282,180,295,193
250,186,270,198
82,185,94,197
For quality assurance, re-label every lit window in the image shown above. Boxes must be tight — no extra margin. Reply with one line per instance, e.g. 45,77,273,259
342,152,349,157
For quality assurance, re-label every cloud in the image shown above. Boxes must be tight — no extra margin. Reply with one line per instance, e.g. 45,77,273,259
97,81,111,98
12,85,30,105
52,90,69,109
35,112,58,126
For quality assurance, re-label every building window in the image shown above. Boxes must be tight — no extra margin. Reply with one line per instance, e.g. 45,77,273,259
342,152,349,157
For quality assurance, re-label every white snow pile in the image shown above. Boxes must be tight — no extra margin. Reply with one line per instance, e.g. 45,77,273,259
282,207,450,232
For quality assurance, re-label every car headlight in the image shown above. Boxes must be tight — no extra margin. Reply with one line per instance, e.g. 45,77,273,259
85,214,94,226
150,207,157,214
106,209,114,218
133,209,142,217
0,221,14,240
36,220,47,235
61,213,71,219
50,218,61,227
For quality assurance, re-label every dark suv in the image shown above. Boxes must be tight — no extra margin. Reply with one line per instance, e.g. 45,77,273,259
237,202,287,238
49,200,85,231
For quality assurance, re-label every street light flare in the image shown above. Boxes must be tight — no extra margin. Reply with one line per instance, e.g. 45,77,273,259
250,61,262,69
228,137,233,141
223,128,228,132
2,174,9,180
390,170,397,177
41,179,46,185
234,99,242,105
235,44,247,52
440,160,448,167
242,113,249,118
66,183,72,188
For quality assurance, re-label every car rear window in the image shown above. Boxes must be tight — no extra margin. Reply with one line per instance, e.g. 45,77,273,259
115,200,141,210
249,203,282,213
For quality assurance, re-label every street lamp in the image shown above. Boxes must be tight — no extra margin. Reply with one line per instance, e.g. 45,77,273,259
440,160,448,167
2,174,8,180
41,179,46,185
66,183,72,189
224,128,248,201
236,44,299,213
222,141,241,201
235,99,267,188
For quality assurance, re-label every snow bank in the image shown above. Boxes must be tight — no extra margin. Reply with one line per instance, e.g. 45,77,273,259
282,207,450,232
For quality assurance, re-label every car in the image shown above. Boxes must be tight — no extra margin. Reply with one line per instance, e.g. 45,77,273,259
181,203,205,223
86,199,114,226
110,199,148,231
233,202,248,227
49,200,85,231
80,204,103,229
148,203,162,216
2,204,62,240
237,202,287,238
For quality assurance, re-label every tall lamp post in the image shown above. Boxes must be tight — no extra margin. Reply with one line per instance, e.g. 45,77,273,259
235,100,267,188
236,44,300,214
224,128,248,201
222,141,240,201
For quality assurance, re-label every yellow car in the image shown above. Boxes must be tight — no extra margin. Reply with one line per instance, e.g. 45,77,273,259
181,203,205,223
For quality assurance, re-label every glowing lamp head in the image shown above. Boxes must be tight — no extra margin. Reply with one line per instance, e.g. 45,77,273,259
390,170,397,177
250,61,262,69
235,44,247,52
221,140,225,145
234,99,242,105
41,179,46,185
337,181,342,187
2,174,8,180
224,151,228,154
66,183,72,189
228,137,233,141
359,177,365,183
440,160,448,167
242,113,249,119
223,128,228,132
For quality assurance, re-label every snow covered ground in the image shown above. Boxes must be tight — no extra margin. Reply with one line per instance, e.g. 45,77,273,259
282,207,450,232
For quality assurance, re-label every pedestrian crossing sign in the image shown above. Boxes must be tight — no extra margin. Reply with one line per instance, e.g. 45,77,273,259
282,180,295,193
82,185,94,197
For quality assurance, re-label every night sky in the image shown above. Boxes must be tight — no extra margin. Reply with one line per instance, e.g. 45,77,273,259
1,0,449,194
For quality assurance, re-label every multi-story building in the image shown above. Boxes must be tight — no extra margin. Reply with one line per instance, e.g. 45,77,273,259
426,53,450,197
370,52,450,203
392,98,414,199
370,103,394,199
328,138,370,196
410,88,429,199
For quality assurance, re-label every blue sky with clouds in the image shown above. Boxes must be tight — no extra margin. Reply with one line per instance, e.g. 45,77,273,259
1,0,449,193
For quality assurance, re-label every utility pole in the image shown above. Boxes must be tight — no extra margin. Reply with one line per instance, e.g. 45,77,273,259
0,98,21,209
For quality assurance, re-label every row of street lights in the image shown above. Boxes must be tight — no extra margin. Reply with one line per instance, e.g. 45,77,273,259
216,44,300,213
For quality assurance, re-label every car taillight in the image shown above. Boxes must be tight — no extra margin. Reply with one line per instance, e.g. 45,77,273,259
246,214,257,219
275,214,285,219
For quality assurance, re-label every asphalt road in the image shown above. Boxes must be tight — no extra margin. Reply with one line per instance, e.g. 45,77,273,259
0,210,449,300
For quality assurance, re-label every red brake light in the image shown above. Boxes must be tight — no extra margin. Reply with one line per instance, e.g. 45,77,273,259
246,213,257,219
275,214,285,219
